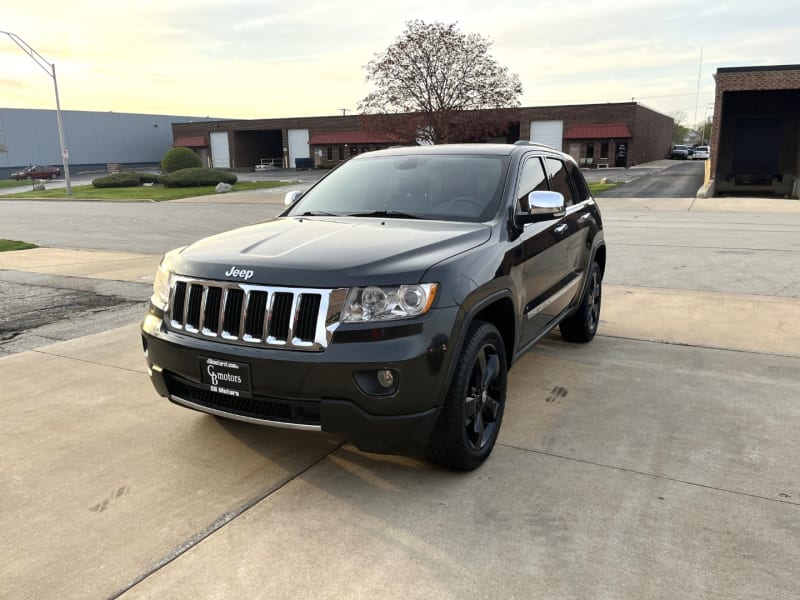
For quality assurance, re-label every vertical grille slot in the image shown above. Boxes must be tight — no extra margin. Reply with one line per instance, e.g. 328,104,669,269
269,293,294,340
166,277,342,351
295,294,321,342
172,281,187,325
223,289,244,337
186,284,204,330
244,291,269,339
203,287,222,333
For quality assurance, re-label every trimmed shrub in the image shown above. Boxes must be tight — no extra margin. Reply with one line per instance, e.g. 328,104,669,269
160,147,202,173
136,172,161,184
159,167,238,188
92,172,142,188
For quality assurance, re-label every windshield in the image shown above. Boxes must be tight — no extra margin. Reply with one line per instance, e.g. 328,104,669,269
288,154,509,222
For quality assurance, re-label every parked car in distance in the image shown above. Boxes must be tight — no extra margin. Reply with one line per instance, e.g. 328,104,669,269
692,146,710,160
669,145,689,160
10,165,61,180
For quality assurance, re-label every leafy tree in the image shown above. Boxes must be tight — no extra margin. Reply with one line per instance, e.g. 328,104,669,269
359,20,523,144
161,146,202,173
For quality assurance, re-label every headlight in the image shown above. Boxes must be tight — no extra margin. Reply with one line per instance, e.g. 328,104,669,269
151,256,174,310
342,283,438,322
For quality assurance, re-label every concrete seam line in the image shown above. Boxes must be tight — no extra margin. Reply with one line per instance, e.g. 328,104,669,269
497,443,800,507
31,350,150,375
596,333,800,360
105,440,348,600
609,242,800,253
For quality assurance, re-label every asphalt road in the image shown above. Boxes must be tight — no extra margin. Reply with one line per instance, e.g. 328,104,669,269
598,160,705,197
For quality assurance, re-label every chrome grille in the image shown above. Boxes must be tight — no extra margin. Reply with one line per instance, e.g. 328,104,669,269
166,276,347,351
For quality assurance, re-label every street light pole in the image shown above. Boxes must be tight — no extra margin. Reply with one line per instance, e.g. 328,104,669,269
1,30,72,196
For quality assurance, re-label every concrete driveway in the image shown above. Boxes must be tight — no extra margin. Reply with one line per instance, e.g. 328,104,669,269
1,197,799,599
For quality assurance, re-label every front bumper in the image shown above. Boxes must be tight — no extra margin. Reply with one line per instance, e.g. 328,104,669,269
141,305,460,453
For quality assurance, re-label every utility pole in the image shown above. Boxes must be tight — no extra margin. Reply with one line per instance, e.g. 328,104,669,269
1,30,72,196
339,108,351,116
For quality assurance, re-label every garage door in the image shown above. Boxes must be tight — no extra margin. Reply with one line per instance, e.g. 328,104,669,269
288,129,310,169
530,121,564,152
209,132,230,169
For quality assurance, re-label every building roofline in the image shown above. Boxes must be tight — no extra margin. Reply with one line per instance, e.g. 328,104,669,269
716,64,800,74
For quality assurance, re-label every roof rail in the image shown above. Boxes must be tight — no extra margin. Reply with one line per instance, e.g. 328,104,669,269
513,140,553,149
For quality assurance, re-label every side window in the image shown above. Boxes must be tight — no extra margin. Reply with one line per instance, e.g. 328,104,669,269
544,157,576,206
566,161,591,202
517,156,548,212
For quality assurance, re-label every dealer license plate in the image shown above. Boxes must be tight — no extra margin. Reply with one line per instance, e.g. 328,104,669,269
199,356,252,397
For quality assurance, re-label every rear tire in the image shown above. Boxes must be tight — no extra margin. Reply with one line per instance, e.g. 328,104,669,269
426,320,507,471
559,260,602,343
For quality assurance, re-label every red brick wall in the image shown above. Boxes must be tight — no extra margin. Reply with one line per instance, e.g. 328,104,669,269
173,103,673,170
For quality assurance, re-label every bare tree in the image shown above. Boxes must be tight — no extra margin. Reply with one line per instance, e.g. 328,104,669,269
359,20,523,144
671,110,690,145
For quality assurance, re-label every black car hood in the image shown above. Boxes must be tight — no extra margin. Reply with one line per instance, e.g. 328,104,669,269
172,216,491,287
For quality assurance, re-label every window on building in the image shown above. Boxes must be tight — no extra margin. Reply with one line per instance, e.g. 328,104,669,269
362,147,369,154
582,142,594,166
338,146,344,161
600,141,609,159
327,147,333,161
350,146,358,156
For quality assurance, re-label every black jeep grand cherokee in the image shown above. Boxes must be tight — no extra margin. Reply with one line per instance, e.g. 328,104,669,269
142,142,605,470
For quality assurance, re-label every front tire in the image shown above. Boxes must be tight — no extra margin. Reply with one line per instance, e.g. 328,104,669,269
426,320,507,471
559,260,602,343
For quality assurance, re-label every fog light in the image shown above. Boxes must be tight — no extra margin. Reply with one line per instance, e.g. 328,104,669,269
377,369,395,388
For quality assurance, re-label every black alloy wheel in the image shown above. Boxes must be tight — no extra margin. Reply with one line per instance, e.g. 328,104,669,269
464,341,503,451
426,320,507,471
559,260,602,343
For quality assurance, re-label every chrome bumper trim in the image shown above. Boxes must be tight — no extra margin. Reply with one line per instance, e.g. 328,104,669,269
168,394,322,431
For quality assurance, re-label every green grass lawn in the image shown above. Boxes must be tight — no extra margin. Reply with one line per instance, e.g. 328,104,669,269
0,180,30,189
0,239,38,252
1,180,291,201
588,182,621,195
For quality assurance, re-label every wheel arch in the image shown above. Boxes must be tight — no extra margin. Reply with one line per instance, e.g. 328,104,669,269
593,242,606,280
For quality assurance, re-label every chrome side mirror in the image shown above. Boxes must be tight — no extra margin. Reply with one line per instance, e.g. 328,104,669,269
516,191,566,225
284,190,303,207
528,191,566,218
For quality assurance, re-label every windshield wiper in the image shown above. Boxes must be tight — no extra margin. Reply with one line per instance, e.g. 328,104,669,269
347,210,422,219
299,210,341,216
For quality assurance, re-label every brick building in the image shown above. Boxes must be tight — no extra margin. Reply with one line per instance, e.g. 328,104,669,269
170,102,673,171
711,65,800,198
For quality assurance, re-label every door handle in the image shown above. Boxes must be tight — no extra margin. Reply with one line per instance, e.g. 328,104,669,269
578,212,592,222
554,224,568,234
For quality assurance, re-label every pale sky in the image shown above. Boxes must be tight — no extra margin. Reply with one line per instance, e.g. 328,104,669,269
2,0,798,125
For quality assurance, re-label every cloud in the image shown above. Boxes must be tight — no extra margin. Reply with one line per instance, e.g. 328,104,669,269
1,0,798,120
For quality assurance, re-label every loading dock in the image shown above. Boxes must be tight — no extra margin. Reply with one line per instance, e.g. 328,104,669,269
711,65,800,198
